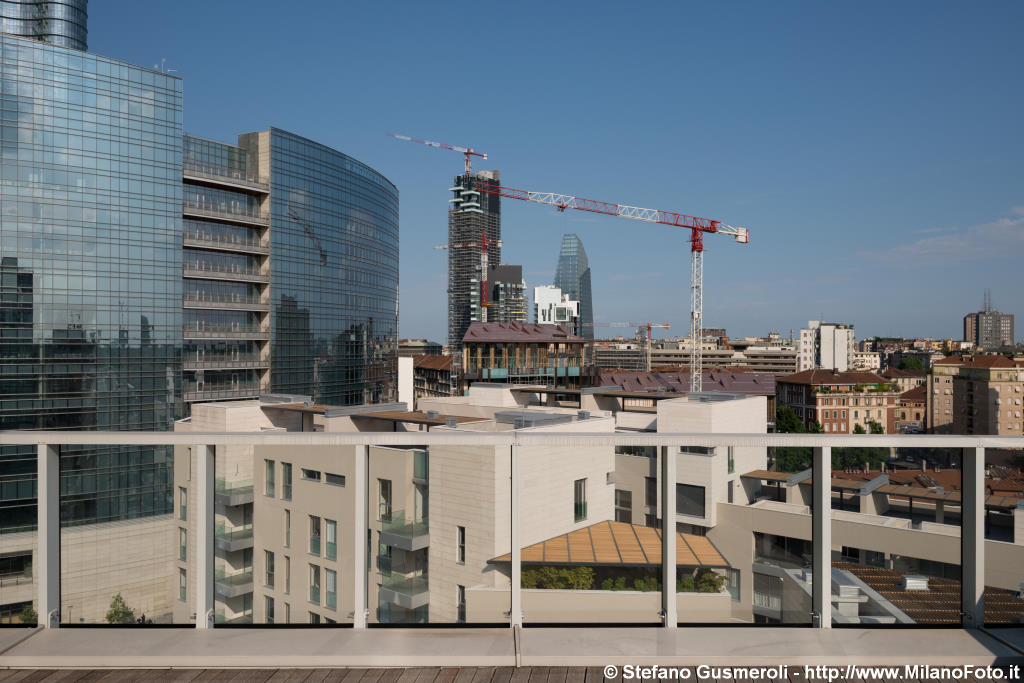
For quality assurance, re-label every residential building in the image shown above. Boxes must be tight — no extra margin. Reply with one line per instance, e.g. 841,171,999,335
776,370,900,434
852,350,881,371
891,349,945,370
797,321,854,372
413,354,458,401
951,355,1024,435
399,339,443,358
553,234,594,345
460,322,589,392
890,386,926,433
483,264,527,324
447,170,501,359
965,311,1015,351
593,342,646,371
927,355,964,434
0,0,87,50
534,285,581,336
880,368,927,393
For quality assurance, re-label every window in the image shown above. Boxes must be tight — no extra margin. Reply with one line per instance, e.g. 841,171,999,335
284,556,291,594
265,459,275,497
325,472,346,487
179,568,186,602
727,447,735,474
573,478,587,522
456,585,466,623
325,568,337,609
645,477,657,507
614,490,632,523
309,565,320,604
178,487,187,521
284,509,291,548
281,463,292,500
301,468,321,482
179,527,187,562
265,596,275,624
265,550,275,588
456,526,466,564
379,479,392,521
309,516,321,555
284,602,290,624
325,519,337,560
676,483,706,518
309,612,320,624
727,568,740,601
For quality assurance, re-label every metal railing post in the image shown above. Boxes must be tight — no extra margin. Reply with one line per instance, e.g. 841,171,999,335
812,446,831,628
37,443,60,628
662,445,677,627
353,444,368,628
510,444,522,627
195,444,215,629
962,446,984,629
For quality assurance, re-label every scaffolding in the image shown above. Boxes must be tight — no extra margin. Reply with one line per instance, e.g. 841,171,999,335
447,170,501,362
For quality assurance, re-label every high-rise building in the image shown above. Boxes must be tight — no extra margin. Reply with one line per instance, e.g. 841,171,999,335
483,264,526,324
0,33,184,531
797,321,854,371
553,234,593,344
447,170,501,359
963,293,1014,350
1,0,87,50
184,129,400,407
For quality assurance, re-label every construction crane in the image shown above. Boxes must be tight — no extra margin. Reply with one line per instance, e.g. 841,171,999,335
387,133,487,174
434,231,502,323
471,180,748,392
286,208,327,268
582,322,670,373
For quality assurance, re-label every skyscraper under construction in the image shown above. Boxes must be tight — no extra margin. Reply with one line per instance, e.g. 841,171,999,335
448,169,502,358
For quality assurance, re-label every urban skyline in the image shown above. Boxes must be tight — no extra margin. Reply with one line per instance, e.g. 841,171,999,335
86,1,1024,344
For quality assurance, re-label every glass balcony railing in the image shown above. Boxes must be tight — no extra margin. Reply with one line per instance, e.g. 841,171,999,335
310,537,321,556
215,522,253,544
380,510,428,540
381,574,429,599
310,585,320,604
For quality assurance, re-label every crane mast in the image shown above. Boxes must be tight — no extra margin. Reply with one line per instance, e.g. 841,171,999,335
473,180,748,392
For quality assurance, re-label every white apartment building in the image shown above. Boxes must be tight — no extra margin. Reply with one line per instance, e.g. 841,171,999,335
799,321,855,372
533,285,580,334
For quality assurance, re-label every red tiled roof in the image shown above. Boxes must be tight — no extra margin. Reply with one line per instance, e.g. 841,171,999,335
932,355,965,366
463,322,584,344
882,368,927,379
900,386,927,401
777,369,886,386
413,354,453,371
600,370,775,397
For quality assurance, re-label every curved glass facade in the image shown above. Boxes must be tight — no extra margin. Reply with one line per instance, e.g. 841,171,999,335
0,34,183,528
239,129,399,406
553,233,594,342
1,0,87,51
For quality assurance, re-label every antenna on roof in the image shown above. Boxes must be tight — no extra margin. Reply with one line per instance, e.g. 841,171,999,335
984,287,992,313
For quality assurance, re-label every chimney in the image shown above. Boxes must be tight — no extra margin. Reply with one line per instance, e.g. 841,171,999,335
445,417,457,428
922,458,927,472
426,410,439,420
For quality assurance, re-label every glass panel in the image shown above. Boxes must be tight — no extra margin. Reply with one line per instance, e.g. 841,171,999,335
214,444,254,625
831,444,961,625
985,446,1024,627
369,442,508,625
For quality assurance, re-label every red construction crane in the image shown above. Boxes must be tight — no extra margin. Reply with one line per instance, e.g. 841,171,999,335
472,180,748,392
387,133,487,174
582,322,671,373
434,231,502,323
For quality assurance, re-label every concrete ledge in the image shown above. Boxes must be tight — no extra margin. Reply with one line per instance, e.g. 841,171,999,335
518,627,1024,666
0,628,516,669
1,627,1022,669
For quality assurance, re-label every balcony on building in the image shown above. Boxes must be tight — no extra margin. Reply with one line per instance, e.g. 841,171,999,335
379,509,429,552
215,521,254,553
183,261,270,284
182,198,270,227
214,567,254,600
183,161,270,194
183,323,269,341
215,479,254,507
378,574,429,610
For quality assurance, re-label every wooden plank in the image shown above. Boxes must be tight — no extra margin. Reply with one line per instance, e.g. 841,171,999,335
359,670,386,683
375,670,404,683
545,667,568,683
565,669,586,683
267,671,314,683
413,669,442,683
509,667,532,683
583,667,606,683
431,669,458,683
469,668,495,683
490,668,514,683
226,669,278,682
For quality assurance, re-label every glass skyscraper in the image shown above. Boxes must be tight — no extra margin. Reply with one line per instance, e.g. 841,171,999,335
553,233,593,343
0,0,87,51
0,33,184,529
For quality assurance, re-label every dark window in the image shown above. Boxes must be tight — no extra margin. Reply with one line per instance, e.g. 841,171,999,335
676,483,706,518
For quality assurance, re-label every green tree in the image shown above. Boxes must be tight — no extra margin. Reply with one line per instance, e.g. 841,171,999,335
18,604,37,625
696,570,726,593
834,422,888,469
774,405,813,472
898,357,924,371
105,593,135,624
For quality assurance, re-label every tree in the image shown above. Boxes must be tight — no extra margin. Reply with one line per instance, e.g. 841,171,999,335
898,356,924,371
834,422,888,469
105,593,135,624
775,405,813,472
18,605,37,625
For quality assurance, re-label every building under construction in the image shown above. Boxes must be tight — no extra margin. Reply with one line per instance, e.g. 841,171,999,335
448,169,502,360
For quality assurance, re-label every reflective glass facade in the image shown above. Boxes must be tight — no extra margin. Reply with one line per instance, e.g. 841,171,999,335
0,34,183,529
553,234,593,342
240,128,398,405
1,0,87,51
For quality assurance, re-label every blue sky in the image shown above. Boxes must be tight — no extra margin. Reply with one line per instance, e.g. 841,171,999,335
93,1,1023,343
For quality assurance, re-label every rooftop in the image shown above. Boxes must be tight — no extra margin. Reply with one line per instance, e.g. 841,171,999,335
599,370,775,397
777,369,888,386
463,322,584,344
414,354,454,371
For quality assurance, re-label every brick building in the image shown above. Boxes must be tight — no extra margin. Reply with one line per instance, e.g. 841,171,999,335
776,369,900,434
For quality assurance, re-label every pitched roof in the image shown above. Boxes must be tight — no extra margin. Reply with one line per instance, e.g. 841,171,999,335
932,355,965,366
900,385,927,401
489,520,728,568
413,354,453,371
600,370,775,397
777,369,886,386
463,321,584,344
964,355,1015,369
882,368,927,379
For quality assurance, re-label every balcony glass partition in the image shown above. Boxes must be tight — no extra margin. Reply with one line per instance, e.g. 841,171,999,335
985,446,1024,627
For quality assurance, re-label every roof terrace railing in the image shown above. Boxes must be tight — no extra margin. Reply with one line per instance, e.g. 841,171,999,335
2,431,1018,631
